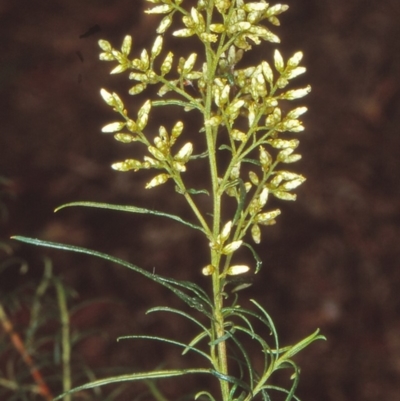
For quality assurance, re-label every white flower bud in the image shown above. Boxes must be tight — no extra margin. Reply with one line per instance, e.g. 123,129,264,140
249,171,259,185
281,154,302,163
256,209,281,224
151,35,163,59
266,4,289,17
173,28,195,37
227,265,250,276
230,129,247,142
145,4,173,14
209,24,226,33
160,52,173,76
100,88,114,105
261,61,274,83
183,53,197,73
114,133,136,143
121,35,132,55
274,49,284,72
145,173,170,189
251,224,261,244
111,159,142,172
129,72,148,82
259,188,269,207
199,33,218,43
279,177,306,191
283,86,311,100
220,221,232,242
277,148,294,161
222,240,243,255
205,116,222,127
287,107,308,119
286,66,306,80
228,21,251,34
148,146,166,161
140,49,150,70
202,265,215,276
287,51,303,68
273,191,297,201
174,142,193,162
243,2,269,12
157,15,172,34
98,40,112,52
268,139,299,149
101,122,125,133
137,100,152,130
171,121,184,139
129,83,147,95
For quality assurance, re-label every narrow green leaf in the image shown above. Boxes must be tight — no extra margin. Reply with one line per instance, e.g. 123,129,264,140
52,368,213,400
242,242,262,273
259,385,301,401
250,300,279,357
276,329,326,365
147,306,210,334
186,188,210,196
184,331,209,355
11,237,210,313
210,370,252,395
117,335,212,362
195,391,217,401
227,330,254,389
157,275,212,311
233,179,247,224
54,202,205,233
232,325,273,377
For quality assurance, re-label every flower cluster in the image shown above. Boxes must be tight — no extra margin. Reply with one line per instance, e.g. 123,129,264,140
98,0,310,267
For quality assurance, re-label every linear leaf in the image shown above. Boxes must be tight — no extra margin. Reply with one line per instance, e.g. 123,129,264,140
276,329,326,366
184,331,209,355
11,237,209,313
53,368,213,400
117,335,212,362
147,306,210,334
54,202,205,233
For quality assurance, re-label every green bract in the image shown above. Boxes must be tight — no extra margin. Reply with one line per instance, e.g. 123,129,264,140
14,2,325,401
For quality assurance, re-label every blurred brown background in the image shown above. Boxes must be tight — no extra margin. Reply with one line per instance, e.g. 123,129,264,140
1,1,400,400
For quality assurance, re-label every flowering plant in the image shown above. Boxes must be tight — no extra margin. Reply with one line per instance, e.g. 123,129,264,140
14,1,324,400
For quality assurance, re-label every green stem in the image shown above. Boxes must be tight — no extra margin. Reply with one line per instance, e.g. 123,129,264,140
54,278,71,401
173,173,212,237
203,3,230,400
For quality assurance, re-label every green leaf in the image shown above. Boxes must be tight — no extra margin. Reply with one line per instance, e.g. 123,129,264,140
54,202,205,233
184,331,209,355
117,335,212,362
11,237,211,313
195,391,217,401
276,329,326,366
157,275,212,311
250,300,280,356
260,385,301,401
232,179,246,223
186,188,210,196
242,242,262,273
210,370,252,395
52,368,214,400
147,306,210,334
227,330,254,389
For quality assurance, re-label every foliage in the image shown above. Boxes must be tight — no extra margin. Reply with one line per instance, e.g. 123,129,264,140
0,179,130,400
13,1,325,400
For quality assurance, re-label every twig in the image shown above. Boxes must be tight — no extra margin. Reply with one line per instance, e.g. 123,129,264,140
0,303,54,401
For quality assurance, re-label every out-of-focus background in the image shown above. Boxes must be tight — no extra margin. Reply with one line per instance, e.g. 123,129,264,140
1,1,400,400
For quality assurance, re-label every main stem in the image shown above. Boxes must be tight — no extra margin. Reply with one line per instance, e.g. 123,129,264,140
203,5,230,399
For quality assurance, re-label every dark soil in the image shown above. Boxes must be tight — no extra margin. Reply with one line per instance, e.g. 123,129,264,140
1,1,400,400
